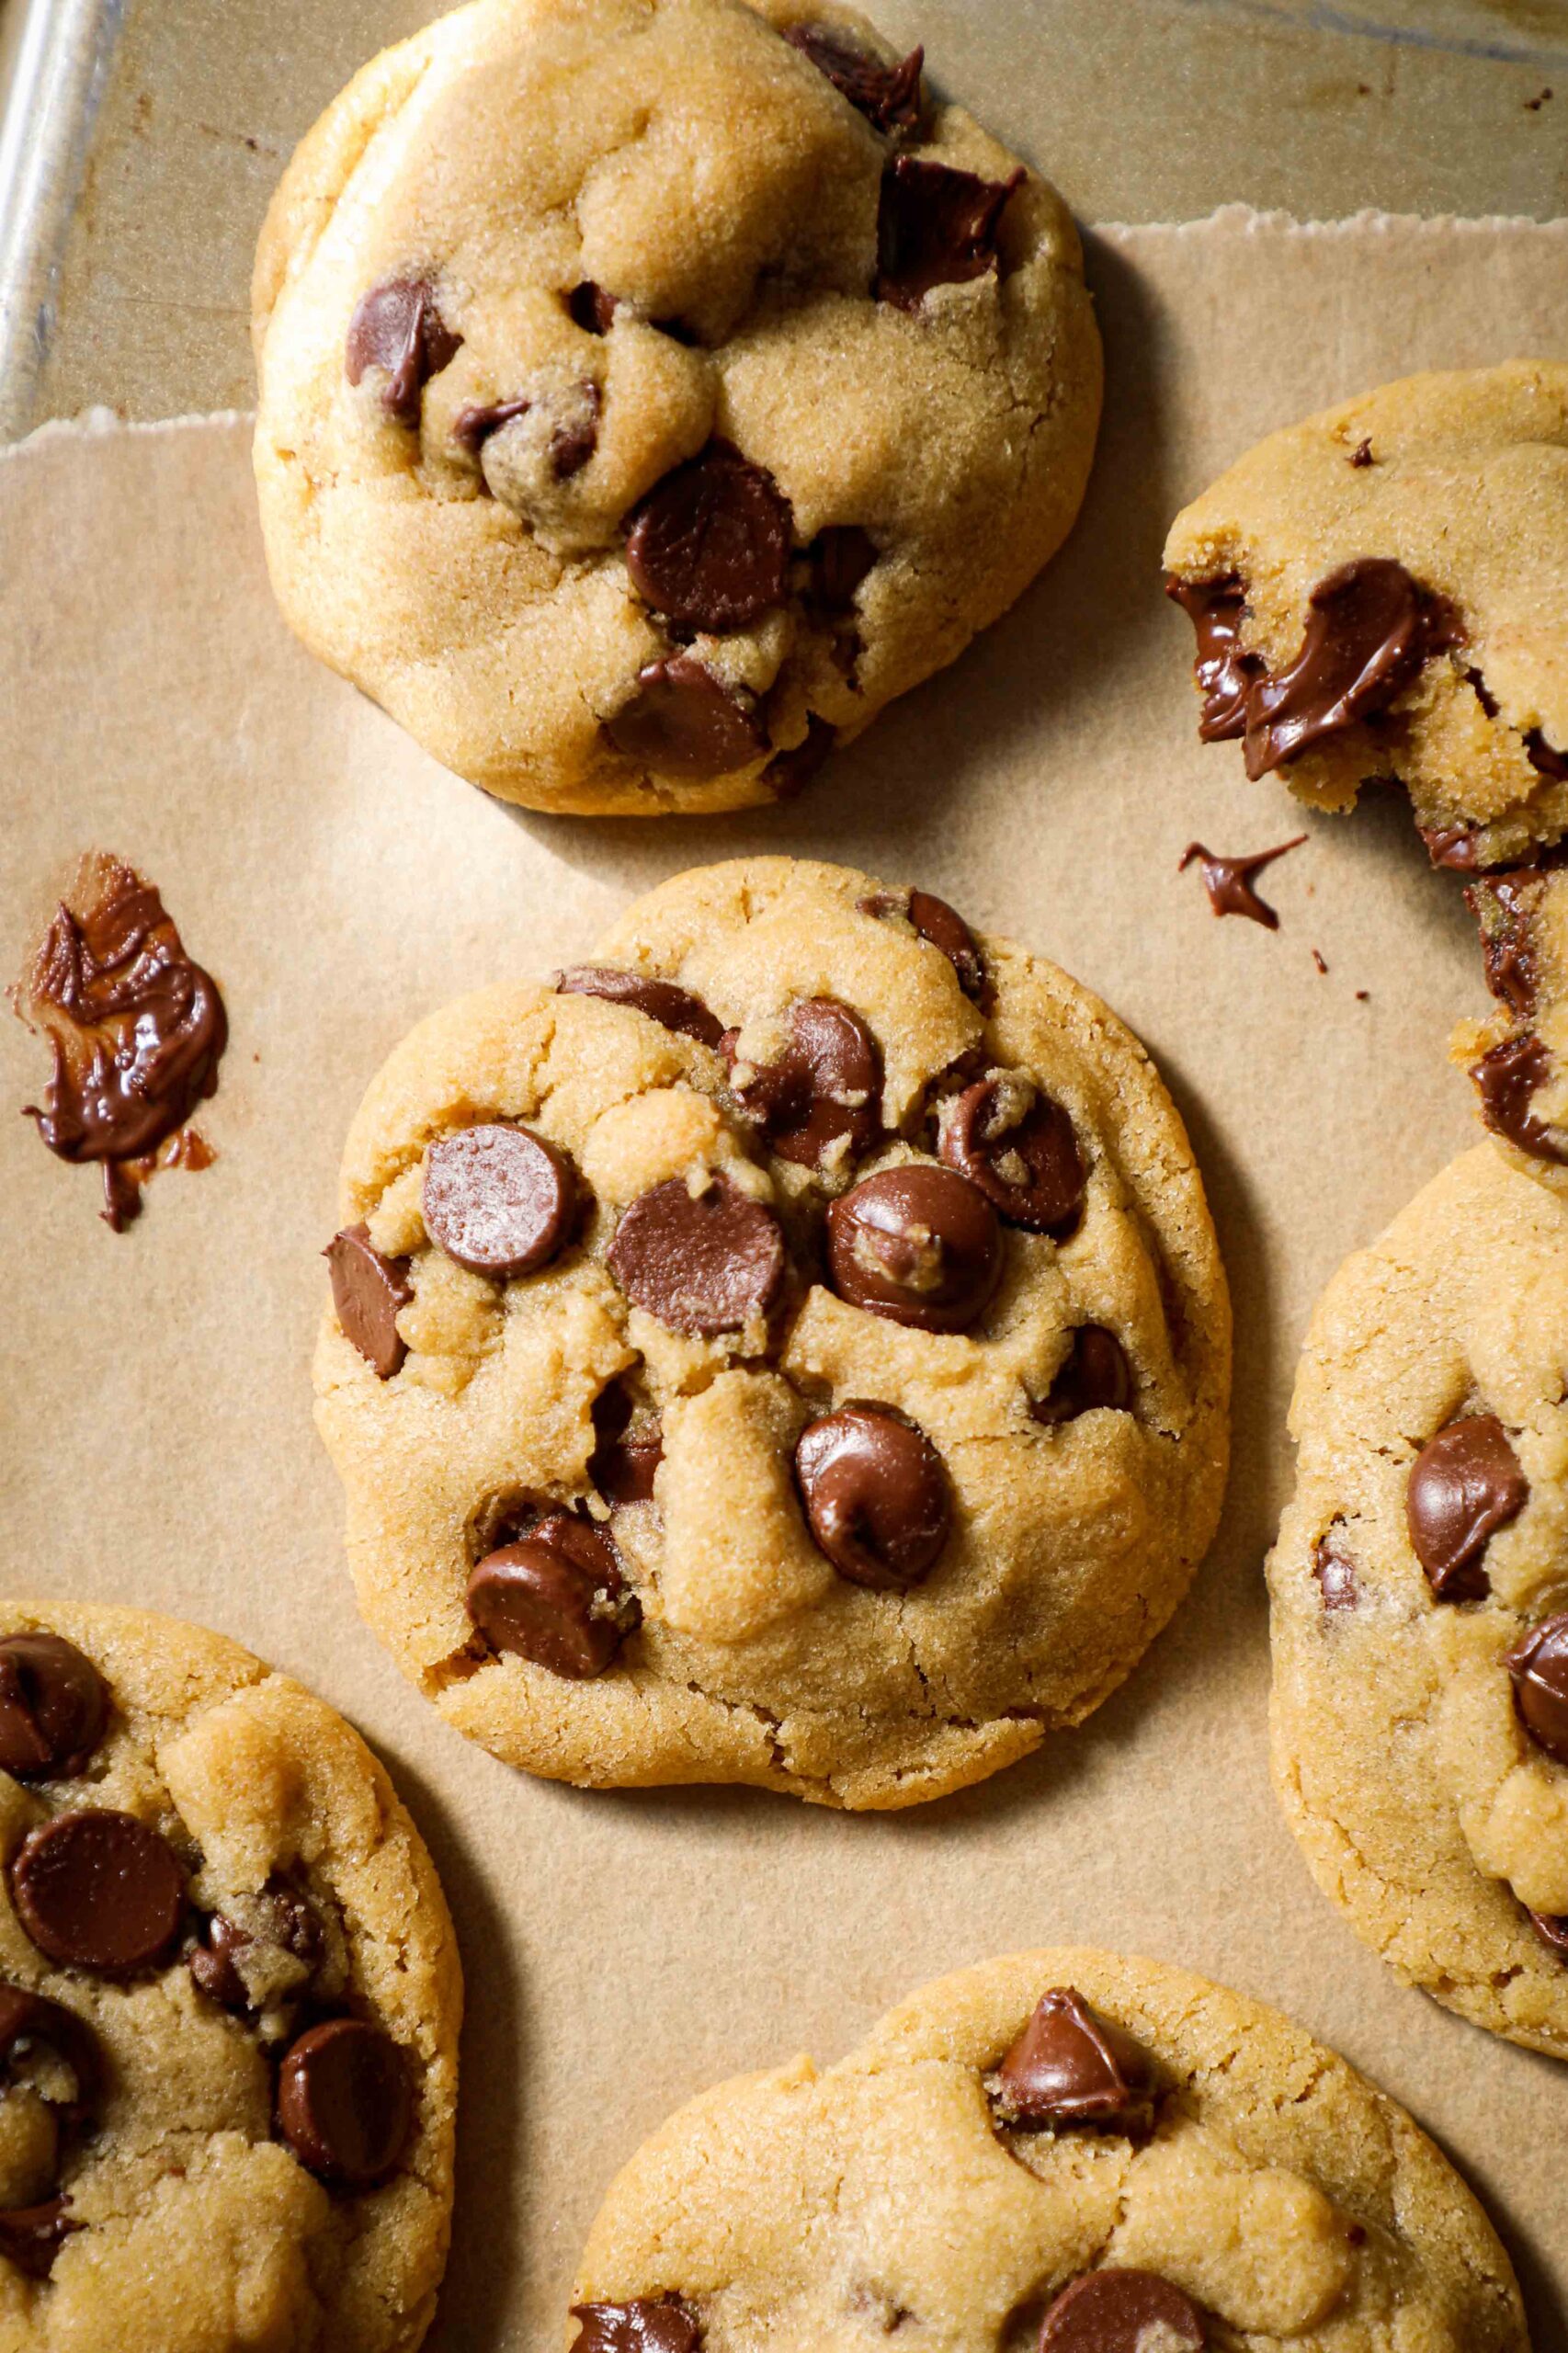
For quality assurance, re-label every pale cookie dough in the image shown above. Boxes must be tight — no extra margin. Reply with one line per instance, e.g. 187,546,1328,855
1452,858,1568,1199
313,857,1230,1809
1271,1144,1568,2058
251,0,1101,816
0,1597,460,2353
1164,362,1568,872
566,1949,1527,2351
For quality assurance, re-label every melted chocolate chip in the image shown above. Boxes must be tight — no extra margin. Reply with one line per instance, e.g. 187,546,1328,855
1468,869,1543,1017
1506,1613,1568,1766
1312,1524,1359,1613
608,1176,786,1336
1471,1031,1568,1165
1243,559,1453,779
19,854,227,1231
569,2296,703,2353
452,395,531,455
940,1077,1085,1235
625,441,792,631
1039,2270,1207,2352
188,1881,321,2013
783,24,924,129
1528,730,1568,780
589,1383,664,1506
422,1123,578,1279
764,715,836,800
551,383,603,480
0,1985,99,2121
467,1515,640,1677
555,965,723,1049
992,1988,1155,2133
908,890,989,1003
324,1224,413,1380
345,278,460,426
1421,823,1482,872
604,656,767,777
807,526,878,614
276,2018,412,2187
0,2197,80,2280
794,1404,949,1589
875,156,1024,309
725,999,883,1168
1529,1910,1568,1960
568,281,620,335
1406,1414,1528,1601
0,1636,108,1780
11,1810,185,1975
1032,1327,1131,1426
1178,835,1306,929
1164,574,1260,741
825,1164,1001,1332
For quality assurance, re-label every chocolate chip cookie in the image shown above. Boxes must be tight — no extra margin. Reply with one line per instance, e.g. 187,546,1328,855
251,0,1101,815
566,1949,1527,2349
0,1598,460,2348
1164,362,1568,872
1451,856,1568,1197
313,857,1230,1808
1271,1144,1568,2057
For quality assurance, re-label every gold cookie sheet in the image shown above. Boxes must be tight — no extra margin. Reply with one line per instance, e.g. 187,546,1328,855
1,209,1566,2348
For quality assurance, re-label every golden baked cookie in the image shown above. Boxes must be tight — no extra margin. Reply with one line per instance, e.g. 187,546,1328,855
1271,1144,1568,2057
1164,362,1568,873
566,1949,1527,2350
313,857,1230,1808
251,0,1101,815
0,1598,460,2351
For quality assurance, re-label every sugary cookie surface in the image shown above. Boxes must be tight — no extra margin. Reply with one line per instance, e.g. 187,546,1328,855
567,1949,1527,2349
1164,362,1568,871
251,0,1101,815
0,1600,460,2353
313,857,1229,1808
1270,1143,1568,2056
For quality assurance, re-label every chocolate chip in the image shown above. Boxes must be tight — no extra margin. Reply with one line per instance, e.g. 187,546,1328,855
1528,729,1568,780
0,2197,80,2280
807,526,878,614
940,1077,1084,1236
422,1123,578,1279
462,378,603,479
276,2018,412,2188
764,715,836,800
467,1515,640,1678
625,440,792,631
725,999,883,1169
0,1985,99,2121
794,1404,949,1589
589,1384,664,1506
783,24,924,130
569,2296,702,2353
1506,1613,1568,1765
0,1635,108,1780
608,1175,787,1336
452,395,531,455
551,383,603,479
909,890,990,1003
11,1810,185,1975
1529,1909,1568,1960
555,965,723,1049
875,156,1025,309
992,1988,1155,2133
1178,835,1306,929
1472,1030,1568,1166
188,1881,321,2013
825,1165,1001,1333
1032,1327,1131,1426
604,656,767,778
1312,1523,1359,1612
324,1224,413,1380
1469,869,1543,1017
1406,1414,1528,1601
1421,823,1482,872
1243,559,1454,779
1165,574,1261,741
345,278,461,426
1039,2270,1207,2352
568,281,620,335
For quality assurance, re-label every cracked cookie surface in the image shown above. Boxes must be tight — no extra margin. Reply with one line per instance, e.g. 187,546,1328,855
566,1948,1526,2350
313,857,1229,1809
0,1598,460,2353
1164,362,1568,872
1270,1144,1568,2057
250,0,1101,816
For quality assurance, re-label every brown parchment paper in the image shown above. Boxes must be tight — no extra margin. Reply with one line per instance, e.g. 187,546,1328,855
3,209,1567,2349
